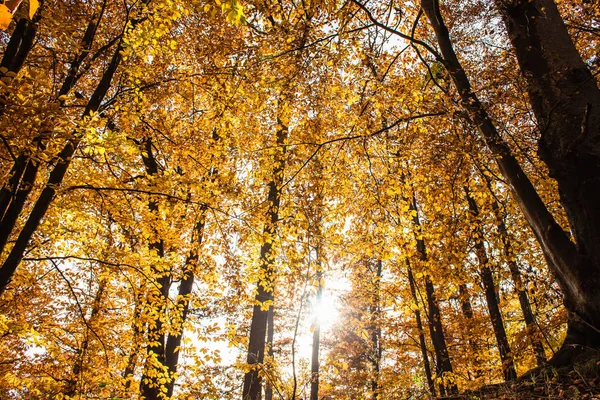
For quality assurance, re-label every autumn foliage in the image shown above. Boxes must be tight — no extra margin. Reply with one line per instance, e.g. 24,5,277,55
0,0,598,398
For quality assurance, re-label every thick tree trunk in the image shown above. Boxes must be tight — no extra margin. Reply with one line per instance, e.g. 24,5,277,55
243,120,287,400
407,259,435,396
420,0,599,364
465,187,517,381
494,0,600,359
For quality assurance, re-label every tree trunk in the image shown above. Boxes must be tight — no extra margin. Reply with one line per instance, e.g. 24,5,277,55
0,3,142,295
139,138,169,400
407,259,435,396
420,0,598,364
494,0,600,360
465,186,517,381
309,266,322,400
484,178,547,366
410,192,456,395
243,119,288,400
164,131,218,397
369,260,382,400
0,11,104,255
264,305,275,400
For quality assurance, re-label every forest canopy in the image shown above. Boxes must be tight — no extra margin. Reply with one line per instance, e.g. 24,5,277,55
0,0,599,399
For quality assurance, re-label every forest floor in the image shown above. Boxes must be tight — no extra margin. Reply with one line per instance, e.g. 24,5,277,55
445,350,600,399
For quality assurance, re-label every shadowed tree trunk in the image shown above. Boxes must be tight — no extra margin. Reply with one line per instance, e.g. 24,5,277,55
409,192,456,395
0,1,148,295
484,177,547,366
243,116,288,400
465,186,517,381
420,0,600,365
0,6,105,255
493,0,600,362
407,259,435,396
264,305,275,400
368,259,383,400
139,138,170,400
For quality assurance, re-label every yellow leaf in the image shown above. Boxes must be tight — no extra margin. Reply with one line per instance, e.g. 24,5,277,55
29,0,39,19
0,5,13,30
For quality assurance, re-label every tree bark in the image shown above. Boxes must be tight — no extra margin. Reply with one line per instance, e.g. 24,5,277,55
484,178,547,366
0,2,144,295
494,0,600,359
139,138,169,400
0,10,105,254
465,186,517,381
420,0,599,364
368,260,382,400
242,119,288,400
410,192,456,395
264,305,275,400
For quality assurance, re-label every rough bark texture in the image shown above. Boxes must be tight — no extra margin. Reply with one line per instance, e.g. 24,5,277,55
264,305,275,400
242,121,287,400
465,187,517,381
494,0,600,358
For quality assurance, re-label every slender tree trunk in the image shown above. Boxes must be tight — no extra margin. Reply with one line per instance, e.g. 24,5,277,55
407,259,435,396
458,284,473,320
64,280,106,397
458,282,482,380
410,192,456,395
139,138,169,400
494,0,600,360
123,289,148,393
0,4,41,79
420,0,598,364
243,118,288,400
264,305,275,400
484,179,547,366
465,186,517,381
0,2,146,295
309,266,322,400
164,131,219,397
0,7,104,239
368,260,383,400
